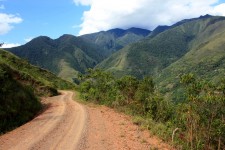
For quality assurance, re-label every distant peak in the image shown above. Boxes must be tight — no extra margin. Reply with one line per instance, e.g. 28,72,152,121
127,27,150,31
156,25,169,28
30,36,53,43
107,28,126,37
60,34,75,38
107,28,125,34
127,27,141,29
108,28,125,31
199,14,212,19
56,34,77,44
126,27,151,36
58,34,76,40
34,36,51,40
153,25,170,31
127,27,142,30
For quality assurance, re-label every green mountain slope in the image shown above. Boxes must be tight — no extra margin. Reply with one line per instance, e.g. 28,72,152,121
148,14,213,38
0,49,75,94
8,28,150,82
80,27,151,55
0,49,75,132
155,31,225,100
8,35,106,82
97,15,225,79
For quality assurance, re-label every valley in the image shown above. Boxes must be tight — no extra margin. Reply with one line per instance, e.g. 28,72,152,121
7,28,150,82
7,15,225,93
1,14,225,150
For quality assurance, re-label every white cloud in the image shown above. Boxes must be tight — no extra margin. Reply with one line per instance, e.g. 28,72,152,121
0,4,5,9
1,43,21,48
73,0,92,6
0,13,22,35
213,3,225,16
75,0,225,35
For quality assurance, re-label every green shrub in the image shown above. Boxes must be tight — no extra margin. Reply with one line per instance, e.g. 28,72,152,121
0,67,41,133
79,70,224,149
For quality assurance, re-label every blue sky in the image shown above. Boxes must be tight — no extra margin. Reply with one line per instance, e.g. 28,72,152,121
0,0,89,47
1,0,225,48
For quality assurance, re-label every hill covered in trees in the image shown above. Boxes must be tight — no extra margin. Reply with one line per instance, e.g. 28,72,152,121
8,28,150,82
7,35,105,82
6,15,225,101
80,27,151,54
97,15,225,78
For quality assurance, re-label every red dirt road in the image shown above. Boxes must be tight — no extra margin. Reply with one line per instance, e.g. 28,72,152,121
0,91,87,150
83,106,173,150
0,91,173,150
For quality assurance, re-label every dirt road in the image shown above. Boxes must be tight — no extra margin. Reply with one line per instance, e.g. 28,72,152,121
0,91,87,150
0,91,173,150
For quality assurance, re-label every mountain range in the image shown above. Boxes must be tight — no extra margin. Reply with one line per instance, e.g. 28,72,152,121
6,14,225,100
8,28,150,82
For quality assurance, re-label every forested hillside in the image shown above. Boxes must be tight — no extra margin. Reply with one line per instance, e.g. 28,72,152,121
8,35,105,82
80,27,150,55
7,15,225,101
156,30,225,100
8,28,150,82
97,15,225,80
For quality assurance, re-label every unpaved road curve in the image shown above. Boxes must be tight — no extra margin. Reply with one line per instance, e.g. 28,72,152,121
0,91,87,150
0,91,174,150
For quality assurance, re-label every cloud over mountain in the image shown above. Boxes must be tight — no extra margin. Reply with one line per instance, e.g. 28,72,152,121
1,42,20,48
0,13,22,35
74,0,225,35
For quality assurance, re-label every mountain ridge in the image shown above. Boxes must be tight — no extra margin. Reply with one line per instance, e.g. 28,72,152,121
8,27,151,82
7,35,105,82
6,15,225,88
97,15,225,78
79,27,151,56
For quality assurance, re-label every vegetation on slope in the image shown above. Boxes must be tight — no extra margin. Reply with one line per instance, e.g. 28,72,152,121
97,15,225,79
80,27,151,55
7,16,224,84
148,15,214,38
0,49,75,93
97,25,194,77
155,19,225,101
80,16,225,149
0,49,75,133
8,28,150,82
0,64,41,133
7,35,105,82
79,69,225,149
